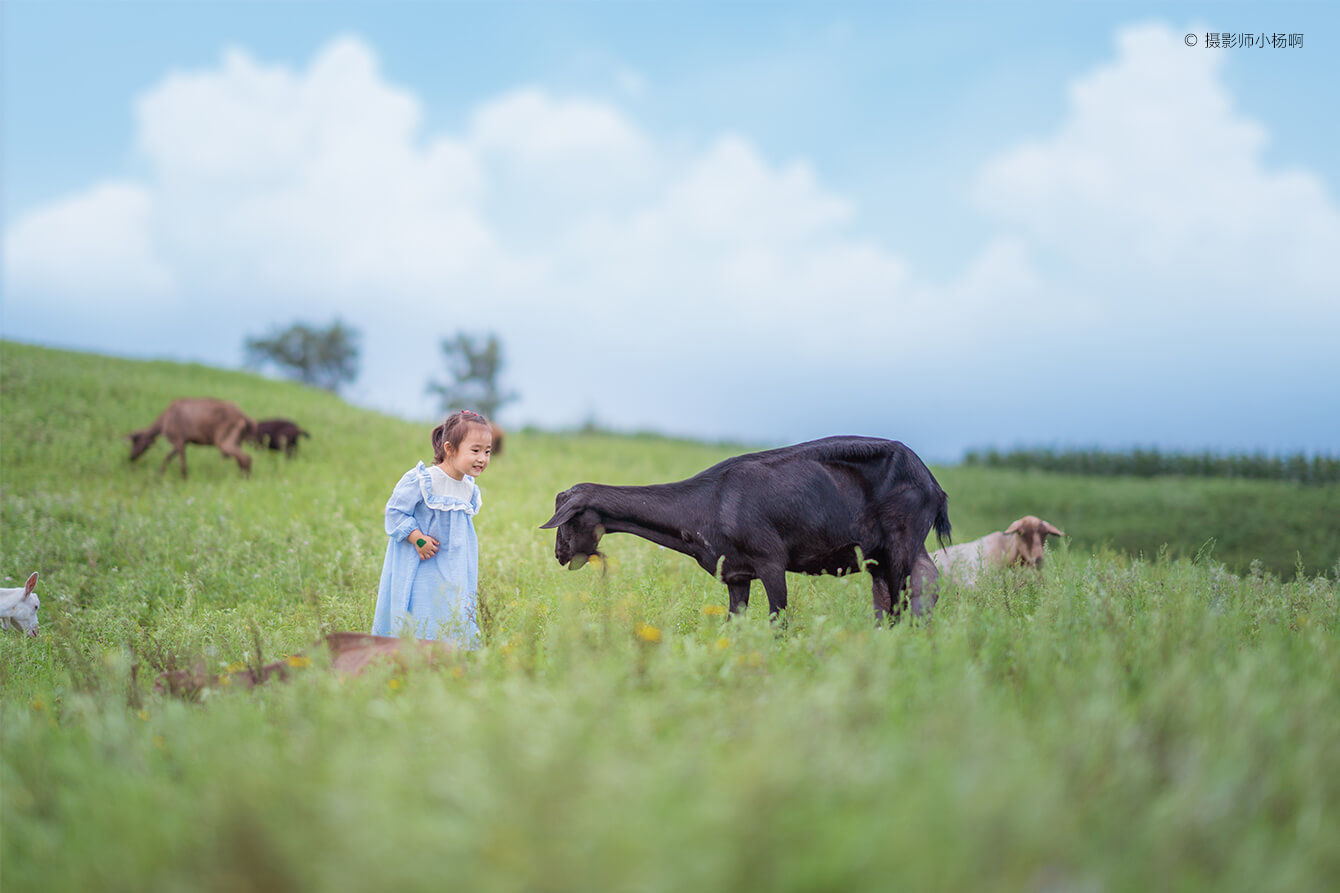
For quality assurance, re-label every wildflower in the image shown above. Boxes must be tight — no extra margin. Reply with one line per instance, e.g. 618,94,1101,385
388,678,402,691
702,604,727,617
286,654,311,668
218,674,233,687
226,661,247,673
30,698,45,712
137,710,149,721
714,638,731,651
635,623,662,644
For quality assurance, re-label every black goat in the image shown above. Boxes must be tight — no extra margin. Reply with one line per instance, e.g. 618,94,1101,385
251,418,310,457
541,436,951,622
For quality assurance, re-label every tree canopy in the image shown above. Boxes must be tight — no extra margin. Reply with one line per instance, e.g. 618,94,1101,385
426,332,518,420
244,320,360,393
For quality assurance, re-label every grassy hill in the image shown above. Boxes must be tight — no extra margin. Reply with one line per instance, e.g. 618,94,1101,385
2,340,1338,892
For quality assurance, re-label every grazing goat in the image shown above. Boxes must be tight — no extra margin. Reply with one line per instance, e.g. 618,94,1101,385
541,436,951,623
931,515,1066,584
128,397,256,478
1,572,41,637
252,418,310,457
490,422,506,458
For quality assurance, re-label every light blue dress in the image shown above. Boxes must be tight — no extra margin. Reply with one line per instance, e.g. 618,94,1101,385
371,462,482,646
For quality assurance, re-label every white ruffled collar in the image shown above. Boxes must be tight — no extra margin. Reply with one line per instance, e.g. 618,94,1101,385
414,461,481,514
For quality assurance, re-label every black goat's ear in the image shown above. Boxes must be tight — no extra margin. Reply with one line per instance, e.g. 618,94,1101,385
540,500,580,530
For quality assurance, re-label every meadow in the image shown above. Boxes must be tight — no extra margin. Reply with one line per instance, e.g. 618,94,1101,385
2,340,1338,892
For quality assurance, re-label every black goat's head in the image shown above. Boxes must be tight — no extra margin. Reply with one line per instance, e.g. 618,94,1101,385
540,488,605,570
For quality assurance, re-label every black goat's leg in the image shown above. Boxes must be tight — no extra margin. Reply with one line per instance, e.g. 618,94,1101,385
726,580,751,615
759,569,788,619
870,571,905,627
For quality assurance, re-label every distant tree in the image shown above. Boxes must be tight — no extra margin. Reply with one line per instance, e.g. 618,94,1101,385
426,332,518,420
244,320,360,393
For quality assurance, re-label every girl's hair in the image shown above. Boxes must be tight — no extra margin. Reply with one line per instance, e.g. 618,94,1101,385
432,409,491,463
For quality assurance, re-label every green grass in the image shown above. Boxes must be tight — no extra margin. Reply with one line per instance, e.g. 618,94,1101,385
3,340,1338,892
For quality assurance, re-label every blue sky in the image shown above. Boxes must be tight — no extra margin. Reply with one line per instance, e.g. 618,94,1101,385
4,1,1338,461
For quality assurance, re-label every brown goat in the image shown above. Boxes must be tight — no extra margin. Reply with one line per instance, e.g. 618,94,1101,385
490,422,505,457
127,397,255,478
931,515,1066,584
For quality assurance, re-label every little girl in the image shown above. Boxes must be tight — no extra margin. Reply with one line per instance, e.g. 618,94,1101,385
371,410,492,645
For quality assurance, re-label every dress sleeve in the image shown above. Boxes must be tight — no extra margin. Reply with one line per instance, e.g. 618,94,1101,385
384,468,423,540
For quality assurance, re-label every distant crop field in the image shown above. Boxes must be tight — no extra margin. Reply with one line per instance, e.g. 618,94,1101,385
963,446,1339,485
3,340,1337,893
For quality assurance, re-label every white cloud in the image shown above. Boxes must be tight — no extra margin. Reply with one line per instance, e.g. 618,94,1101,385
4,181,175,299
976,23,1340,311
130,36,495,304
469,87,647,168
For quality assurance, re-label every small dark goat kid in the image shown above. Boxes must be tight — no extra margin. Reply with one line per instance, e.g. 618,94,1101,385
541,436,951,622
127,397,256,478
252,418,311,457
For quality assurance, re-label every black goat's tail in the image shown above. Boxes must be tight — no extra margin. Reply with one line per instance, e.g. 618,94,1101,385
932,490,952,550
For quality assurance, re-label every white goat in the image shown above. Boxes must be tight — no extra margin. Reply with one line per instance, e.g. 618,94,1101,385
1,572,41,637
932,516,1066,584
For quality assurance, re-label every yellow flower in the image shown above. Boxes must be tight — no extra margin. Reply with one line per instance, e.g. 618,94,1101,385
702,604,727,617
714,638,731,651
387,678,402,691
30,698,45,712
635,623,662,643
137,710,149,721
286,654,312,668
226,662,247,673
218,674,233,687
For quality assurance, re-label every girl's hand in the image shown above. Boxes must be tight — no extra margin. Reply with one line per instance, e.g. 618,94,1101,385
411,533,440,561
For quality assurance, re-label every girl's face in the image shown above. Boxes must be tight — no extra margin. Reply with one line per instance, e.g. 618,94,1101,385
442,423,492,479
